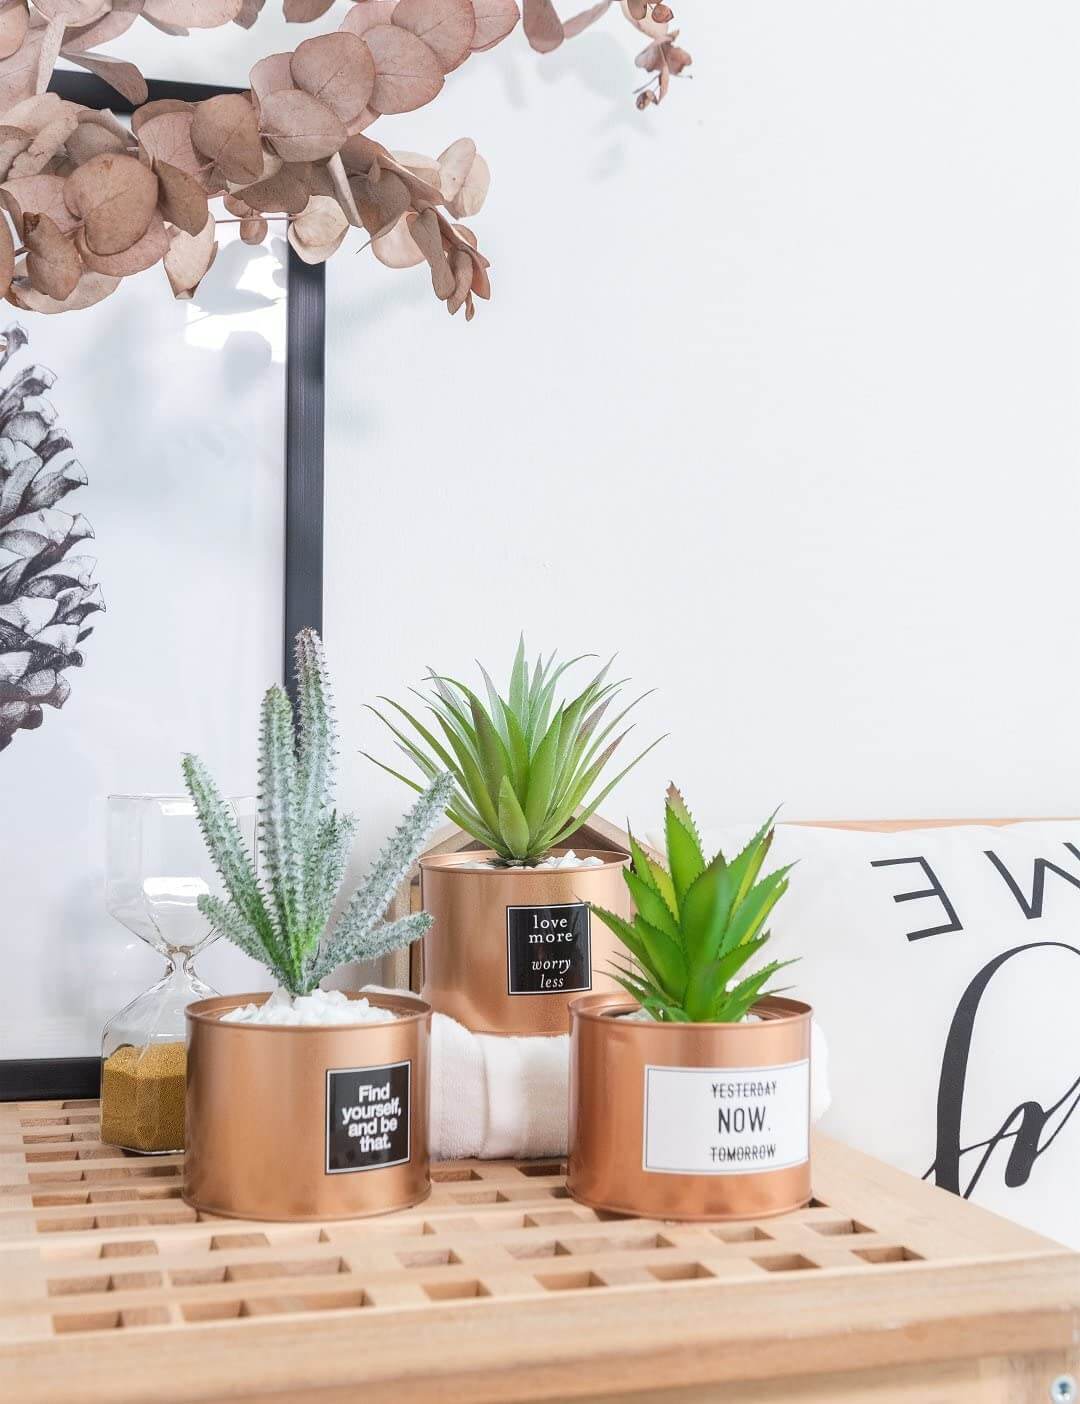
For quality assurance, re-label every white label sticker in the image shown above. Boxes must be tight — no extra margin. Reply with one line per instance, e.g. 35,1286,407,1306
643,1060,810,1175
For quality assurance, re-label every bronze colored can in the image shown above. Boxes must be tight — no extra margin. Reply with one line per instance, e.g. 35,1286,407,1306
419,850,632,1036
567,992,812,1221
185,991,430,1221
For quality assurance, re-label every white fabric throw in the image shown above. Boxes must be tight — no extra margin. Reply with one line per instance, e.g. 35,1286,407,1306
367,987,832,1161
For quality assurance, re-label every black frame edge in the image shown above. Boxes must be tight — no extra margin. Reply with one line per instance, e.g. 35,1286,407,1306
284,251,326,703
0,1057,101,1102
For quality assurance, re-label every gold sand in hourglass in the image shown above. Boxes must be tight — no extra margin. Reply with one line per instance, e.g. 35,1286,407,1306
100,1042,187,1153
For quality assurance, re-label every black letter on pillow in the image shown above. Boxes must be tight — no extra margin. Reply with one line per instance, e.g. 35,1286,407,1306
929,941,1080,1198
869,857,963,941
985,843,1080,919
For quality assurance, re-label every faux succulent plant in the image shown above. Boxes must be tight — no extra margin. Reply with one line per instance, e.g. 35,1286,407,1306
592,786,795,1023
0,0,690,316
366,637,661,866
182,628,454,997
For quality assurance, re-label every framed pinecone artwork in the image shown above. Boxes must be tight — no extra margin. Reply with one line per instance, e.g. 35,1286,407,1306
0,323,104,751
0,73,325,1078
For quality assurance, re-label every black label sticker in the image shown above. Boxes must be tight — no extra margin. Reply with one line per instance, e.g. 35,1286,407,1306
325,1060,411,1175
506,902,592,996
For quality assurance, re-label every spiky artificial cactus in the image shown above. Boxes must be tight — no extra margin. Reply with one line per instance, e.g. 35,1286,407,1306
183,629,454,996
0,322,104,751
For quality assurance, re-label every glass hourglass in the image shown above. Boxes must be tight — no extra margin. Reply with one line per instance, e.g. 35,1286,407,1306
101,793,256,1153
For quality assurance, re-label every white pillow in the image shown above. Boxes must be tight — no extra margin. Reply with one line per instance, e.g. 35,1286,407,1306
646,819,1080,1248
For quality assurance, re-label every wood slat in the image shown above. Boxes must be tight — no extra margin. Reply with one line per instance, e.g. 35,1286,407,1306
0,1101,1077,1402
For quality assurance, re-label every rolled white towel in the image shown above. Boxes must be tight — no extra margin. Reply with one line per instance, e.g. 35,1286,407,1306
366,987,832,1161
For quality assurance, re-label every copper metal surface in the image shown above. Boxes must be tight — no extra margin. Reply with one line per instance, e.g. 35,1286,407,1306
418,850,632,1036
184,991,430,1221
567,992,812,1221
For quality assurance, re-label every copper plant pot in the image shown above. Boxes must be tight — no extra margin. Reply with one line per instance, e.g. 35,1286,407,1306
568,992,812,1221
419,849,632,1036
184,991,430,1221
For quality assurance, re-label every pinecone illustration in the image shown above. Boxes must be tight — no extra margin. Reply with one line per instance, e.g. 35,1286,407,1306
0,323,104,752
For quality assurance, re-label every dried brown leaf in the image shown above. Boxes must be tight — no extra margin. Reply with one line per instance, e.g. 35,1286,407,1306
60,0,142,51
164,211,216,297
2,92,65,130
470,0,517,49
258,88,347,162
363,24,442,113
348,165,407,236
131,97,190,133
155,160,209,236
7,111,76,175
239,214,267,243
140,8,187,32
446,148,487,217
66,116,126,163
0,0,27,61
391,147,438,182
370,210,422,266
249,49,293,104
8,267,118,311
33,0,107,24
522,0,561,50
665,41,689,73
76,106,131,142
1,173,76,237
339,133,443,200
64,152,158,256
290,31,374,124
340,0,397,36
346,104,378,134
446,244,470,312
562,0,609,37
470,253,489,298
620,0,665,38
190,92,263,183
392,0,474,73
409,204,452,298
283,0,333,18
134,110,207,189
33,18,65,95
142,0,241,25
0,208,12,298
450,218,475,247
0,26,46,110
0,126,29,180
24,211,80,298
326,150,361,226
338,130,381,170
63,51,149,106
75,209,168,275
288,191,348,263
233,159,311,214
436,135,473,200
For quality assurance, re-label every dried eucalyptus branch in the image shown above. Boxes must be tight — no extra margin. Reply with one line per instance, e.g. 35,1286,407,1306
0,0,688,316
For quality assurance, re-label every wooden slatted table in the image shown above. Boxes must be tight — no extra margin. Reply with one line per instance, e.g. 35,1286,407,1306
1,1099,1078,1403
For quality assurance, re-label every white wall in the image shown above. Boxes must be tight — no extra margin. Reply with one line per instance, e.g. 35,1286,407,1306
101,2,1080,859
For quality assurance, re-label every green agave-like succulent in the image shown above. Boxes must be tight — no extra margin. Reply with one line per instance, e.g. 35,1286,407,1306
365,637,662,866
182,629,455,997
592,786,796,1023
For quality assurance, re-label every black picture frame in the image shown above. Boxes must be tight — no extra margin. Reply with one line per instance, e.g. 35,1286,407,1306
1,72,326,1102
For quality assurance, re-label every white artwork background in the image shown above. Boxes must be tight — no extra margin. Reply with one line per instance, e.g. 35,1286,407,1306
0,228,286,1056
